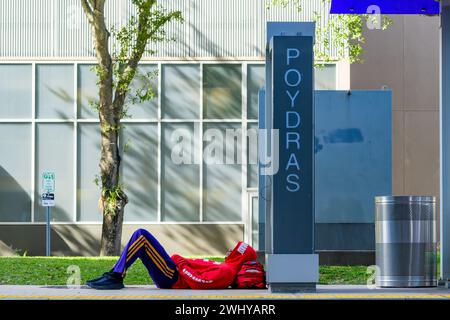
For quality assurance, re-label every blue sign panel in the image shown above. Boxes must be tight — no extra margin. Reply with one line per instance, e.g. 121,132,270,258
271,35,314,254
315,90,392,224
330,0,440,15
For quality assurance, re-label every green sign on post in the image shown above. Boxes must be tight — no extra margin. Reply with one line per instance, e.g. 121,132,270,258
42,171,55,193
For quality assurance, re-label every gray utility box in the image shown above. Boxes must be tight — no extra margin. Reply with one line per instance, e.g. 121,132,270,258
375,196,437,287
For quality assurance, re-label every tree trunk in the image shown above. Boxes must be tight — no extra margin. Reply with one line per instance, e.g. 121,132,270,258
100,200,125,256
98,119,128,256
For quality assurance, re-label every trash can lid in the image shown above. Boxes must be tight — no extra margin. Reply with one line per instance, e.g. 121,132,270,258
375,195,436,203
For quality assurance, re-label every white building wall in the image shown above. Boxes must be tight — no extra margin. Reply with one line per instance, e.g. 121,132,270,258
0,0,338,59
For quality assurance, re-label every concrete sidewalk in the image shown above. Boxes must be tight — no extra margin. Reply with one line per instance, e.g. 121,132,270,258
1,285,450,300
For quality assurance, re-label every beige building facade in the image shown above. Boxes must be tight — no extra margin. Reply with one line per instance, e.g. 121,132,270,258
351,15,440,222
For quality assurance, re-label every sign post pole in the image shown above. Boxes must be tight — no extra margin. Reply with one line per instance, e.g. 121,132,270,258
41,171,55,257
46,206,51,257
264,22,319,293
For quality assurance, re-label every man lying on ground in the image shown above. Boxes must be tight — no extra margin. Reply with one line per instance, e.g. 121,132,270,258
86,228,260,289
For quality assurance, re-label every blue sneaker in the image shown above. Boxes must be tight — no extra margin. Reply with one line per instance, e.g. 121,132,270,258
86,272,109,285
86,271,124,290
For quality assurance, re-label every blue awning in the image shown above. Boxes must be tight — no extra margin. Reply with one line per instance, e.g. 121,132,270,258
330,0,440,15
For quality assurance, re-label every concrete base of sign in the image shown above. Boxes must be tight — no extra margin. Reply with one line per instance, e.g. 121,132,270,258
438,278,450,288
266,254,319,293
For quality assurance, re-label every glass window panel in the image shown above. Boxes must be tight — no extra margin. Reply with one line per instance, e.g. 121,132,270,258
203,64,242,119
252,196,259,250
203,123,242,222
0,64,32,118
35,124,74,222
161,123,200,221
315,64,337,90
77,64,98,119
36,64,75,119
121,124,158,221
77,124,101,221
162,64,200,119
126,64,158,119
247,123,258,188
247,64,265,120
0,124,31,222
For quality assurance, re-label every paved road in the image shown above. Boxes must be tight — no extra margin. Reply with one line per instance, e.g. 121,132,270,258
1,285,450,300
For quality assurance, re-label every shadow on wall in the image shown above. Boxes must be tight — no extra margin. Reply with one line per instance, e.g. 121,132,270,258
52,225,100,256
120,124,158,221
0,224,101,256
0,166,31,223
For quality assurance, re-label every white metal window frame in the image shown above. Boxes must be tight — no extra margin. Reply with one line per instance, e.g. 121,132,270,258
245,188,258,246
0,59,263,226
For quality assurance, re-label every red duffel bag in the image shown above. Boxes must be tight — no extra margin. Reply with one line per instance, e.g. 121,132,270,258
234,260,266,289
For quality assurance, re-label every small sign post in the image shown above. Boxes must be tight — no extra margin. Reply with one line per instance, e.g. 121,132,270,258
41,171,55,257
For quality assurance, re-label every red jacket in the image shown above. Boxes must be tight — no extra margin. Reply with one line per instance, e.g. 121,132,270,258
170,242,257,289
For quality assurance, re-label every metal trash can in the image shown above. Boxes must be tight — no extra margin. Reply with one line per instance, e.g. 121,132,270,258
375,196,437,287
